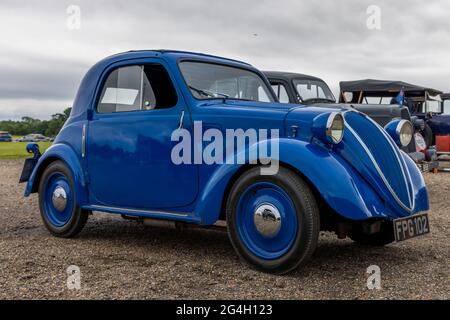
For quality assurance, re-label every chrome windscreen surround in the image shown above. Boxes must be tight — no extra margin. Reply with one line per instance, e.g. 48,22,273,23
343,110,415,213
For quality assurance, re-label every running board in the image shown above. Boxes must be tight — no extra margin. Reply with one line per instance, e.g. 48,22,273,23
82,204,201,224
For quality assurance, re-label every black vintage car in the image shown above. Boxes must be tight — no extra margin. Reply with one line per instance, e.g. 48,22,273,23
339,79,448,148
264,71,426,164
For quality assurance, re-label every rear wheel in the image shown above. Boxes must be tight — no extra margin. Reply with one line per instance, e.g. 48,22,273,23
38,161,89,238
226,167,320,274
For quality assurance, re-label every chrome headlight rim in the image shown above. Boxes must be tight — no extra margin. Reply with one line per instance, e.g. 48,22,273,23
325,112,345,144
396,119,413,147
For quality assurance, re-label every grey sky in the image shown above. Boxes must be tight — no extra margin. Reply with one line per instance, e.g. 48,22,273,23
0,0,449,120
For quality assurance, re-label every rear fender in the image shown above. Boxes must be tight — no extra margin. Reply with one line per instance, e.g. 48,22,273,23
24,143,88,206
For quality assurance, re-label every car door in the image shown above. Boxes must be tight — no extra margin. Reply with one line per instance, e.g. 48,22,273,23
86,60,198,210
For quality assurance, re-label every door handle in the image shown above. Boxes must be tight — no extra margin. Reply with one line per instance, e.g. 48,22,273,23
178,110,185,130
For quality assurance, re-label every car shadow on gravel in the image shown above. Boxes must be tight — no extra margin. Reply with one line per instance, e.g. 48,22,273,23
75,215,426,277
287,239,427,279
79,216,234,250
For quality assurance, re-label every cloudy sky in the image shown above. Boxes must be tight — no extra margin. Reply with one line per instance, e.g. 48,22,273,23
0,0,449,120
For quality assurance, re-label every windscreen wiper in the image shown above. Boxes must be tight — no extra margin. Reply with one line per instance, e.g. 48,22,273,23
189,86,229,98
302,98,335,104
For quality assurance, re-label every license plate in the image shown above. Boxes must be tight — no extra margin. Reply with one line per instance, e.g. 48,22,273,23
393,213,430,242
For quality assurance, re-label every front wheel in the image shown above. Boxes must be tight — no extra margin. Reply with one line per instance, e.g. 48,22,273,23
226,167,320,274
38,161,89,238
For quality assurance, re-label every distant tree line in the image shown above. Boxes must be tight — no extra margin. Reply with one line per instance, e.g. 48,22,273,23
0,108,71,137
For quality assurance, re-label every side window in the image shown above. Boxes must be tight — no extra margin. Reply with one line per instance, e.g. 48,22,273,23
98,66,141,113
97,64,178,113
271,83,290,103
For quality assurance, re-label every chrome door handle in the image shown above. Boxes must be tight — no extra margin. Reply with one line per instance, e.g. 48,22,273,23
81,124,86,158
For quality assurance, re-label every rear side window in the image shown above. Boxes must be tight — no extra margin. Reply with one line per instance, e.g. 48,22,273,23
97,64,178,113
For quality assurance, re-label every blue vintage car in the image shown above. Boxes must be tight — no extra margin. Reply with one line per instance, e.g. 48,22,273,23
21,50,430,274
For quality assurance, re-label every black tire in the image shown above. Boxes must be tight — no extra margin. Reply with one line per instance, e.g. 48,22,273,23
421,123,434,149
38,160,89,238
226,166,320,274
349,221,394,246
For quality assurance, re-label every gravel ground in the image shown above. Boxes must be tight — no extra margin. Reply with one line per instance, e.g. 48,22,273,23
0,159,448,299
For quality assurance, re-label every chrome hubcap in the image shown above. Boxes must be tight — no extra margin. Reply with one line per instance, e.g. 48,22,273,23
52,186,67,212
253,204,281,237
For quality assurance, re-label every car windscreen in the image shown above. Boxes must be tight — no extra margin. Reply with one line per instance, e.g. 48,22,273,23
179,61,274,103
293,79,335,102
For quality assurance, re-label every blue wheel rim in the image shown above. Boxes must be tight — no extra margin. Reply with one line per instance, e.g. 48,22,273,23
43,172,74,227
236,182,298,260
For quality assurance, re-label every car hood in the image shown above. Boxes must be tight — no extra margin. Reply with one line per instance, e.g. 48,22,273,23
200,100,423,216
285,107,427,217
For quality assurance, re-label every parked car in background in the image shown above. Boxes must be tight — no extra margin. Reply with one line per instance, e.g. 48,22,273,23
264,71,430,167
17,134,51,142
0,131,13,142
20,50,430,274
435,93,450,154
338,79,447,170
338,79,446,146
264,71,336,105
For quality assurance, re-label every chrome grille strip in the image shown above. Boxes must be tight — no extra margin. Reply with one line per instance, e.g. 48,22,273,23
362,115,415,208
343,111,414,212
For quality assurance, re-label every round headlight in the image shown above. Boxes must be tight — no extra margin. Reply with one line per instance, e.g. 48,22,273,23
398,120,413,147
326,112,345,144
384,119,413,147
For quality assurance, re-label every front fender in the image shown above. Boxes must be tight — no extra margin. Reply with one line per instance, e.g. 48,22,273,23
24,143,88,205
195,138,399,225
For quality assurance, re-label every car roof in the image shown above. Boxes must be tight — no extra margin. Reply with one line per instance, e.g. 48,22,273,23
70,50,261,119
263,71,324,82
339,79,442,96
98,49,252,68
